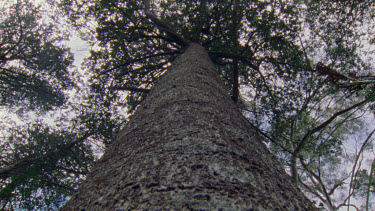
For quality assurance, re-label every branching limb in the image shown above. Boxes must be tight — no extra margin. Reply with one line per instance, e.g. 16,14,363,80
338,80,375,87
112,86,151,93
244,117,298,157
311,63,375,88
347,127,375,208
208,51,258,70
99,51,179,76
300,159,335,210
39,177,76,191
208,51,278,104
336,191,360,211
290,98,368,184
142,0,189,47
0,131,93,178
299,177,328,205
293,98,368,156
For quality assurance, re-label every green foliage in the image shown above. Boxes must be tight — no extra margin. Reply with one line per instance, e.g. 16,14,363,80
56,0,309,112
0,0,74,112
0,122,94,210
0,91,126,210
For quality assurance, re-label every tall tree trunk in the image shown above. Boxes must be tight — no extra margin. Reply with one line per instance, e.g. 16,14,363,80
61,43,315,210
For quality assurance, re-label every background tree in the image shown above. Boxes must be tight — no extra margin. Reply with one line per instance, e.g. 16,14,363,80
0,0,116,209
0,95,125,209
0,0,74,112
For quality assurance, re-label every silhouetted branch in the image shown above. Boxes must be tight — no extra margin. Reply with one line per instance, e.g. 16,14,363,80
0,131,92,178
113,86,151,93
99,51,179,76
300,159,334,209
143,0,189,47
208,51,258,70
294,98,368,155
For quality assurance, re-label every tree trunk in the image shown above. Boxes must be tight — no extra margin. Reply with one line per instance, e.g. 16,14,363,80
61,43,315,210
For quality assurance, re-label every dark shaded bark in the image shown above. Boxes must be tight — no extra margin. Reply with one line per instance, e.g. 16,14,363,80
61,43,315,210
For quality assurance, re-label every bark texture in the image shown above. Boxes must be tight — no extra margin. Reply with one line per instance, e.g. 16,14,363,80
61,43,315,210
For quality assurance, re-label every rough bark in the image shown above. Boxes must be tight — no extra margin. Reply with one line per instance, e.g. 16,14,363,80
61,43,315,210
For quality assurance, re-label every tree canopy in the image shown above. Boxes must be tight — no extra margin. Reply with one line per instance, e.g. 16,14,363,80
0,0,75,112
1,0,375,210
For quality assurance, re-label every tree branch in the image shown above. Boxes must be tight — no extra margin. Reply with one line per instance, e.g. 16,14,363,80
243,116,298,157
99,51,179,76
112,86,151,93
300,159,334,209
208,51,258,71
347,127,375,208
338,80,375,87
143,0,189,47
39,177,76,191
0,131,92,178
293,98,368,155
299,177,327,205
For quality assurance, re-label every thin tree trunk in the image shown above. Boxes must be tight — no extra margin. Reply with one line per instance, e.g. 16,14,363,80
61,43,315,210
